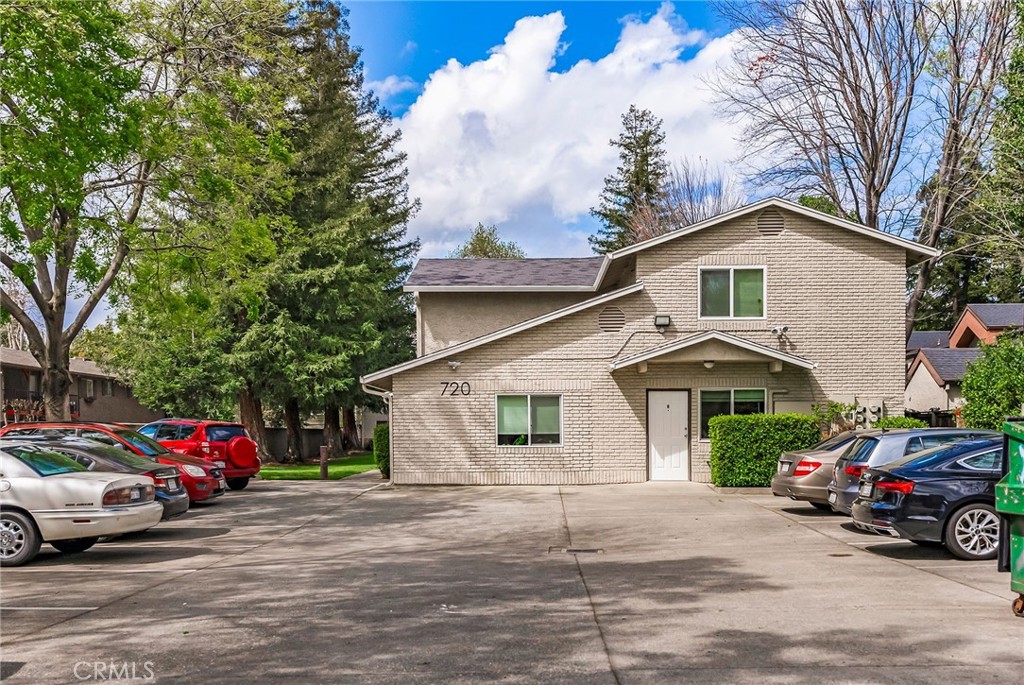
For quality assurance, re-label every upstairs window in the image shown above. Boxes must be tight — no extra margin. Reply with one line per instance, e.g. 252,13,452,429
699,267,765,319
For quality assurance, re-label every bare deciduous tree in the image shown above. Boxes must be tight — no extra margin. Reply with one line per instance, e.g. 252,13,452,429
627,157,746,242
713,0,1016,336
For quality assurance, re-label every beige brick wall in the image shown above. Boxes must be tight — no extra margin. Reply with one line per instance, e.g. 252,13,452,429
389,208,908,485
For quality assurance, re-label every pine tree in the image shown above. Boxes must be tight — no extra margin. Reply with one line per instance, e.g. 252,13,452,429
589,105,669,253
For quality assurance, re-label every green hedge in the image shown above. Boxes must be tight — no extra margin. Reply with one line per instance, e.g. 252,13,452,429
373,423,390,479
708,414,821,487
873,416,928,430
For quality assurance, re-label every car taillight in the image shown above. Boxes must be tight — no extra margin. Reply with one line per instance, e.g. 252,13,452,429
102,485,155,506
793,459,821,476
876,480,915,495
845,464,867,478
153,477,166,487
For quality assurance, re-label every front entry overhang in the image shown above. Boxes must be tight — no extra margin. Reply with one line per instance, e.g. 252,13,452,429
609,330,817,372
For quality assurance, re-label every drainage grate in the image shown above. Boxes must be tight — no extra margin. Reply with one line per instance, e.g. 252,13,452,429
548,546,604,554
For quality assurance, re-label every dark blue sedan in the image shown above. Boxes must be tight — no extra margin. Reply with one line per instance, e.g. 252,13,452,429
850,437,1003,560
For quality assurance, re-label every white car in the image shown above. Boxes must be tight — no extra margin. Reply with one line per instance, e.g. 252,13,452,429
0,442,163,566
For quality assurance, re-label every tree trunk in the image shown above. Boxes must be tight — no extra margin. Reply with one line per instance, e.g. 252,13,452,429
40,335,71,421
342,406,358,451
906,258,936,338
323,404,344,458
284,397,303,463
238,385,272,462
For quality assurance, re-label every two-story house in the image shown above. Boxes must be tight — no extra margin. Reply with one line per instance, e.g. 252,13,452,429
361,198,938,485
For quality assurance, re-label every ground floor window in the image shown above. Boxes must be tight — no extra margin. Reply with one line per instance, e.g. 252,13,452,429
699,388,766,439
497,395,562,446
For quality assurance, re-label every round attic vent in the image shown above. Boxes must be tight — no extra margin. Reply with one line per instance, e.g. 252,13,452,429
757,208,785,236
598,306,626,332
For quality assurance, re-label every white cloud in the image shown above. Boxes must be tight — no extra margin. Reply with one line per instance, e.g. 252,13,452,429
394,3,744,257
368,74,419,99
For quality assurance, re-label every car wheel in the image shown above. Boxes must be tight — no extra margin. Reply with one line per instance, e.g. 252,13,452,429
51,537,99,554
0,511,41,567
810,502,832,511
226,477,250,491
944,503,1000,560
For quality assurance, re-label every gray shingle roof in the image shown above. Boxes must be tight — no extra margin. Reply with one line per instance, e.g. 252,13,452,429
907,330,949,351
918,347,983,383
405,257,605,289
968,303,1024,329
1,347,110,377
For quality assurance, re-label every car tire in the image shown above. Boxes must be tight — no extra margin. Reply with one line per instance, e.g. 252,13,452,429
0,510,41,567
944,503,1000,561
51,537,99,554
810,502,832,511
226,477,250,491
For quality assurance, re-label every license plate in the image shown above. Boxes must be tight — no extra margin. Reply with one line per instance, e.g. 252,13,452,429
828,491,838,504
130,489,141,501
219,479,227,489
859,482,874,498
214,461,227,468
778,461,791,473
167,478,179,491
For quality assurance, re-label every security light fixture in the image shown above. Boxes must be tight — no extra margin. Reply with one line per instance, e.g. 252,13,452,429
654,315,671,331
447,360,462,370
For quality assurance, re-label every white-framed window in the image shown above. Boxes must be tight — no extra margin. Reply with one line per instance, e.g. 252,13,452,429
102,379,113,396
698,266,766,319
496,395,562,446
698,388,766,440
84,378,95,399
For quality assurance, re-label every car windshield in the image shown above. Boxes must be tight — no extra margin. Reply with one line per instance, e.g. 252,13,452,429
67,442,156,469
5,446,88,476
884,438,1003,471
206,425,247,442
814,432,857,451
115,430,170,456
844,437,878,464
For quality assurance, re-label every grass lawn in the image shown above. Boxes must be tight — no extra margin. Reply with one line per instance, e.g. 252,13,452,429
260,453,380,481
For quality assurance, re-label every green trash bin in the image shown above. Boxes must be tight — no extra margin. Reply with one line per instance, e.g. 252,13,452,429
995,419,1024,617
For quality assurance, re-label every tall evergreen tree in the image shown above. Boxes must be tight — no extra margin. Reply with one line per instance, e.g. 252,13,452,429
589,105,669,253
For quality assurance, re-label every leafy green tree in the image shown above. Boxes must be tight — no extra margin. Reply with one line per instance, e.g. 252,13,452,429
0,0,297,420
589,105,669,254
960,329,1024,429
450,223,525,259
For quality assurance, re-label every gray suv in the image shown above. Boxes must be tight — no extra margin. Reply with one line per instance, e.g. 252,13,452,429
826,428,999,514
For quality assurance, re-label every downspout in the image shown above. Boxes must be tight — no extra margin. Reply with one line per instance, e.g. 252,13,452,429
362,382,393,482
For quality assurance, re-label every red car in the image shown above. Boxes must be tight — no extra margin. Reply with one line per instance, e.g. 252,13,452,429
0,422,226,504
139,419,260,490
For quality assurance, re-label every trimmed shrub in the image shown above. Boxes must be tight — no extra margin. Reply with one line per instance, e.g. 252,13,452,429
873,416,927,430
708,414,821,487
373,423,390,479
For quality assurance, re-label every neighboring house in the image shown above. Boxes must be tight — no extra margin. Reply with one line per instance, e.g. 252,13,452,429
361,198,938,485
905,330,948,369
905,303,1024,413
948,303,1024,347
0,347,163,425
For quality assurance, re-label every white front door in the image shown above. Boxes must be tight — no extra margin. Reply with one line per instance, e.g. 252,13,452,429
648,390,690,481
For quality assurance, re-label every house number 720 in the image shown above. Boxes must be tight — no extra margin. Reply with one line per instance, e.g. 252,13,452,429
440,382,471,396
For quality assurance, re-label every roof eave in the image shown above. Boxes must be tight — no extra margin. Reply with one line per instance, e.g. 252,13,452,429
404,284,598,293
608,330,817,371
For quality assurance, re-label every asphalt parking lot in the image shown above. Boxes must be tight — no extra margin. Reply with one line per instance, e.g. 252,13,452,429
1,476,1021,684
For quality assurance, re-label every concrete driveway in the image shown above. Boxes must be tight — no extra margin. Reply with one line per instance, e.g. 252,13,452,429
1,476,1020,684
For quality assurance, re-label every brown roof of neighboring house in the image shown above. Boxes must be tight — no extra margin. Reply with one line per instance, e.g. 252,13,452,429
909,347,983,385
0,347,111,378
966,303,1024,329
405,257,606,291
906,330,949,351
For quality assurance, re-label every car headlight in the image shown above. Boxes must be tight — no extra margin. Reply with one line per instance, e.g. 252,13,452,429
180,465,208,478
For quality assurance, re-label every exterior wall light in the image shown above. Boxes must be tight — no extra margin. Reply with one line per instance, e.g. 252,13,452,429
703,360,715,370
447,360,462,370
654,315,671,331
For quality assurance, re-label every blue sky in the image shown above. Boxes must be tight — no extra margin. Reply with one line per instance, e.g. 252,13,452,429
342,1,745,258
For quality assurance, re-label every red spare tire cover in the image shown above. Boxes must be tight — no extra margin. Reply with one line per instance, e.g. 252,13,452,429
226,435,259,469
